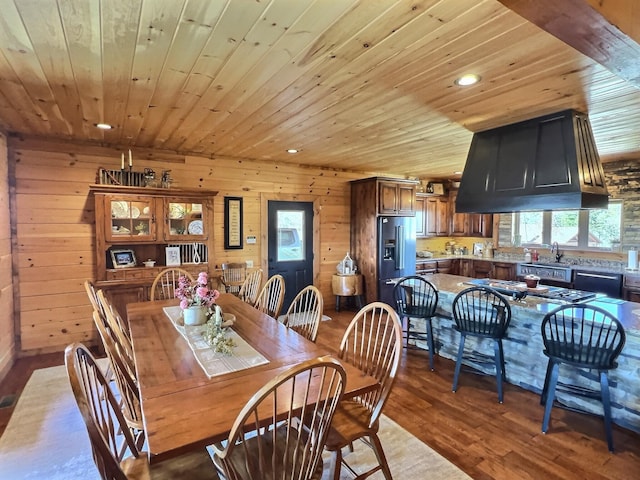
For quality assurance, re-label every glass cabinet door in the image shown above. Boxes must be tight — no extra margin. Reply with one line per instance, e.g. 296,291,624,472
165,199,207,240
107,196,156,242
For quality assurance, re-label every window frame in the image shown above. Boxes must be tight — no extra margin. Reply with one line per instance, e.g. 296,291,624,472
512,200,622,251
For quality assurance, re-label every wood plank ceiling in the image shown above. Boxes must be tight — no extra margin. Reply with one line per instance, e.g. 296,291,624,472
0,0,639,179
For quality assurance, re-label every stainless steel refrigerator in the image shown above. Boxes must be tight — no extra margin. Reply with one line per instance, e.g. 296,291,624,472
377,216,416,306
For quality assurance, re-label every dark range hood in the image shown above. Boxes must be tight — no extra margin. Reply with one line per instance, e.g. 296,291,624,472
456,109,609,213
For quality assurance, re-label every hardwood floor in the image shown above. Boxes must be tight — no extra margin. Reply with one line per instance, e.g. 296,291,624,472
1,308,639,479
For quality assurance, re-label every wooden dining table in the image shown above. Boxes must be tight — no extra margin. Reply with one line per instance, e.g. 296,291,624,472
126,293,376,464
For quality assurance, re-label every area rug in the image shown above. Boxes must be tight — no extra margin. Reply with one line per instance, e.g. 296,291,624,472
0,363,471,479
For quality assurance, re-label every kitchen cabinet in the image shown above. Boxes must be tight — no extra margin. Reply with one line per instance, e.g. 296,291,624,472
468,213,493,237
378,179,417,215
415,195,426,237
436,259,454,274
416,193,447,237
350,177,418,304
493,262,515,280
623,274,640,303
449,190,493,238
90,185,217,312
417,260,437,274
472,260,493,278
425,196,449,236
458,259,473,277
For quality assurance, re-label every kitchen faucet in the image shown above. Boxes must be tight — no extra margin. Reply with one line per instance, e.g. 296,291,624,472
550,241,563,263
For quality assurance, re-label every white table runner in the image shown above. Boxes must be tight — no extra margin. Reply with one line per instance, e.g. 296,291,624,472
163,306,269,378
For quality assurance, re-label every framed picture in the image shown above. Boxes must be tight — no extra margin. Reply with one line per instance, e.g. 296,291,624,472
165,246,181,266
224,196,243,249
110,249,137,269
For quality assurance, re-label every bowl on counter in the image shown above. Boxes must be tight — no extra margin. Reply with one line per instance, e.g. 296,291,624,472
524,274,540,288
143,260,156,268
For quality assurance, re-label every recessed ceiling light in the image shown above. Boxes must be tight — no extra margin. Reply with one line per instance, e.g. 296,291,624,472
287,149,298,154
95,123,113,130
454,74,481,86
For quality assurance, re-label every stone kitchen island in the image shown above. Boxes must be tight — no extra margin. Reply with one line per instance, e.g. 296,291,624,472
411,273,640,434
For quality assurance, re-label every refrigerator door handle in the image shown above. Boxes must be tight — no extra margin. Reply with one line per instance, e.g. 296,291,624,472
396,225,405,270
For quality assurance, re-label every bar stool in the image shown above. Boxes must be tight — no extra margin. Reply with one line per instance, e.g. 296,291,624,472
393,275,439,370
451,286,511,403
540,304,625,452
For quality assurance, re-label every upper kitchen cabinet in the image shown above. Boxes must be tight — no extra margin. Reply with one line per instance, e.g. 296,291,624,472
416,193,448,238
373,178,418,216
449,190,493,238
425,196,449,237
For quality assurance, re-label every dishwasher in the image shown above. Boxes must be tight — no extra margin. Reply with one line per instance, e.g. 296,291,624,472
572,270,623,298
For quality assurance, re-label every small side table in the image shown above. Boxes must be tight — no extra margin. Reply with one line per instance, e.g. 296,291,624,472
332,273,364,311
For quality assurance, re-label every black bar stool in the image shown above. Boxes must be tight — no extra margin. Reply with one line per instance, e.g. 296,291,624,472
393,276,439,370
540,304,626,452
451,286,512,403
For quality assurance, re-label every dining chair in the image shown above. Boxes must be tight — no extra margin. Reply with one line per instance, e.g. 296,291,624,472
324,302,403,480
254,274,285,319
451,286,512,403
282,285,323,342
84,279,105,318
540,304,626,452
93,310,144,439
238,268,263,306
150,267,194,301
65,343,218,480
220,262,247,296
211,356,346,480
96,289,135,366
393,275,439,370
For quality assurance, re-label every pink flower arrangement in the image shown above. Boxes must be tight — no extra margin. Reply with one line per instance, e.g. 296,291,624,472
175,272,220,309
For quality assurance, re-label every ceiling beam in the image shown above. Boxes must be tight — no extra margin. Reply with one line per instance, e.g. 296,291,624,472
498,0,640,88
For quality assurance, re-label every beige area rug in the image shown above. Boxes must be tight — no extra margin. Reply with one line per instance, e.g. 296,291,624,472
0,363,471,479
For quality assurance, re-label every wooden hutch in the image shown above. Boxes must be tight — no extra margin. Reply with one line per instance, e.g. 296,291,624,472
89,184,217,315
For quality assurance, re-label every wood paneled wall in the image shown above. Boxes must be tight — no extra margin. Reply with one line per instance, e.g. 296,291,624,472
7,136,379,355
0,132,13,376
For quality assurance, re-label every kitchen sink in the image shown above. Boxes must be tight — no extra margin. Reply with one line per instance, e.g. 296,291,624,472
516,262,572,283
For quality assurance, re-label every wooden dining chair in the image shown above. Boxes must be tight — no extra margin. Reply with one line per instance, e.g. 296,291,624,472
324,302,403,480
96,289,135,366
238,268,263,306
150,267,194,301
65,343,218,480
84,279,106,318
220,262,247,296
282,285,323,342
254,274,285,319
93,310,144,439
211,356,346,480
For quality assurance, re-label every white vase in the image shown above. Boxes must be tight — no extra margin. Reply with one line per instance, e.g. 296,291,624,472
183,306,207,326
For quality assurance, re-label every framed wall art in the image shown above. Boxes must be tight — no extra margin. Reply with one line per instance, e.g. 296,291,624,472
224,196,243,249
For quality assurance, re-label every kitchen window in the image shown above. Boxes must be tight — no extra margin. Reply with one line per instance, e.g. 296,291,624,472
512,200,622,250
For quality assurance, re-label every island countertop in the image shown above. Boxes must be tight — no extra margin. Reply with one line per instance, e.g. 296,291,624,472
409,273,640,434
423,273,640,335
